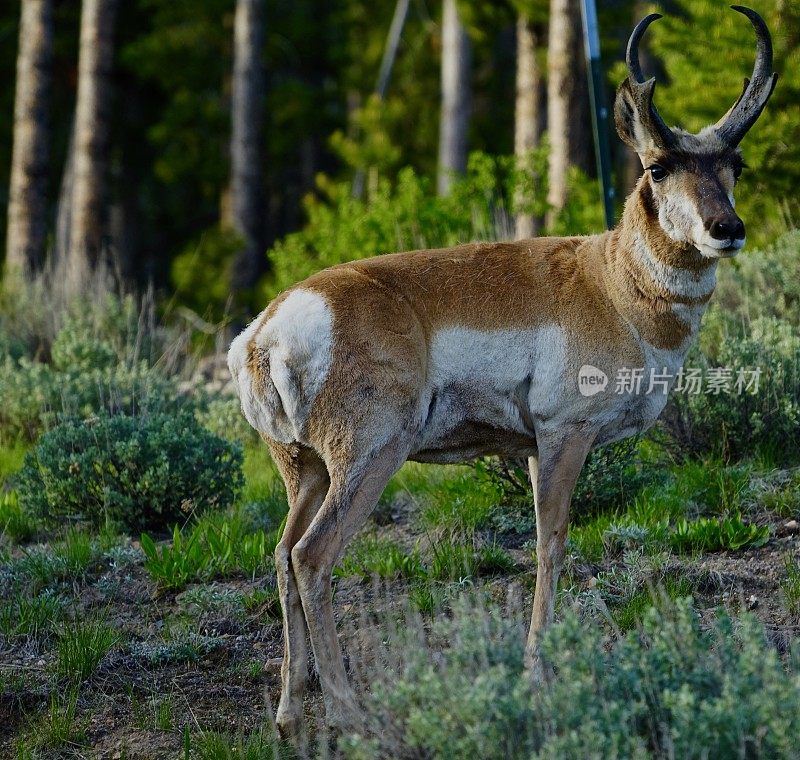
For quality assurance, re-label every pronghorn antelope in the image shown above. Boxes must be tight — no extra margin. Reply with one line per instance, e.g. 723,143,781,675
228,6,776,734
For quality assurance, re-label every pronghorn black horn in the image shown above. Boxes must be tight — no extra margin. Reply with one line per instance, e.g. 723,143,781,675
624,13,677,151
715,6,778,147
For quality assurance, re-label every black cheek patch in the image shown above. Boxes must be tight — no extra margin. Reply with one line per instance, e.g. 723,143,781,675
639,181,659,222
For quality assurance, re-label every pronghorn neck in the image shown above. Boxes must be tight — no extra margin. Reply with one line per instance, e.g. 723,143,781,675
603,176,718,351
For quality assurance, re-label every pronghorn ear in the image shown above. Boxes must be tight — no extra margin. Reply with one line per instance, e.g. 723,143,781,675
614,79,660,160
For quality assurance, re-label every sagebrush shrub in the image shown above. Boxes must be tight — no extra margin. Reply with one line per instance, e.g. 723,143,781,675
16,412,243,532
0,293,189,442
341,595,800,759
666,316,800,462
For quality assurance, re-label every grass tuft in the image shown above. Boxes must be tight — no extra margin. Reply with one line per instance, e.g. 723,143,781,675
55,618,118,682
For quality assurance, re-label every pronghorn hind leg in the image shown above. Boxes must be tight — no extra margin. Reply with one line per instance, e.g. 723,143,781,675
267,441,330,738
526,431,594,677
291,438,409,730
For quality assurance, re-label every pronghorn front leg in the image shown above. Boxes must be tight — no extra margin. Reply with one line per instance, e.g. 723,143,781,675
526,430,594,674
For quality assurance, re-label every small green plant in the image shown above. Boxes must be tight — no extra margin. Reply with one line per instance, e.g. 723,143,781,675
0,491,38,543
55,528,96,573
419,466,503,534
17,411,243,532
18,688,85,753
241,586,281,619
131,690,175,731
141,527,211,590
10,538,97,592
141,513,279,590
55,618,118,682
0,590,64,640
670,513,770,554
335,534,425,581
129,631,222,666
781,556,800,619
194,724,280,760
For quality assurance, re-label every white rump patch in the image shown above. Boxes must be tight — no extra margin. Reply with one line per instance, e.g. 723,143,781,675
227,289,333,443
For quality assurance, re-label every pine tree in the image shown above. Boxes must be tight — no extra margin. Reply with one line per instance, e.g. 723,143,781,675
6,0,53,274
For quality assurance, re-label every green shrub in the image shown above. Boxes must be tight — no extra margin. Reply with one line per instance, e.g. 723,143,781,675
0,291,187,442
16,412,243,532
0,355,186,441
264,151,604,300
714,230,800,330
342,596,800,759
484,440,652,531
573,438,655,516
667,316,800,463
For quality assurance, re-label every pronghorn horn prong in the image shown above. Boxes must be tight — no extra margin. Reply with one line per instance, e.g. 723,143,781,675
715,6,778,147
625,13,677,151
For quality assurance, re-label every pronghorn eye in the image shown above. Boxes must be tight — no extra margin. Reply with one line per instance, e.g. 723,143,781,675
648,164,668,182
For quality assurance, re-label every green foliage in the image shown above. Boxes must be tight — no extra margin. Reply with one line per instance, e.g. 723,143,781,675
171,225,244,317
670,514,770,555
7,532,100,593
141,512,278,590
781,556,800,620
55,619,118,682
419,464,504,534
669,316,800,463
0,286,187,441
18,688,85,754
0,590,64,641
573,438,653,516
140,527,210,591
335,534,425,581
264,151,602,299
0,491,38,543
343,596,800,759
193,725,281,760
17,412,243,532
715,231,800,330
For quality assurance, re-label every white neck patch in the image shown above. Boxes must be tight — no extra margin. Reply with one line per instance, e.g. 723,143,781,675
631,233,717,300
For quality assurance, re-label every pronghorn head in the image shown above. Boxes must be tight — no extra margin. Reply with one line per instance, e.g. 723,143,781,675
614,6,777,259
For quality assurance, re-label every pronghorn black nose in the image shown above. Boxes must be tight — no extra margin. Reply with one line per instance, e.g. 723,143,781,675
709,216,745,241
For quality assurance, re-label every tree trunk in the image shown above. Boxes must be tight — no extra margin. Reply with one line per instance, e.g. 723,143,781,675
437,0,471,196
54,116,75,268
545,0,592,228
6,0,54,275
514,14,544,240
228,0,266,292
68,0,119,286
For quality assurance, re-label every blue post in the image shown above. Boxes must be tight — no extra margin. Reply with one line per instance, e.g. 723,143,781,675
580,0,615,230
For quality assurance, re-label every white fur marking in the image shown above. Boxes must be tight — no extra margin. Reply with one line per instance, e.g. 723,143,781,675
417,324,568,448
631,233,717,299
228,289,333,443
